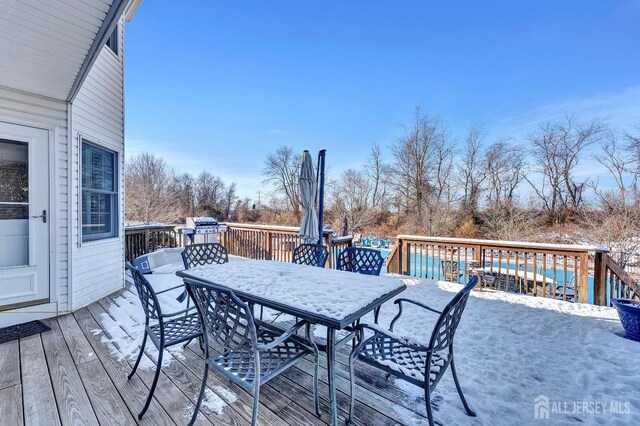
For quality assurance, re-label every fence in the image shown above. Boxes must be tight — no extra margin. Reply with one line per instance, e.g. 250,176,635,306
124,222,353,268
386,235,639,306
124,224,182,262
220,222,352,268
124,224,639,306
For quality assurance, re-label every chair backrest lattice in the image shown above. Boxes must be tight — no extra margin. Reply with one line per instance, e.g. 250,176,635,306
337,247,384,276
291,244,329,267
182,243,229,269
428,276,478,353
126,263,162,320
185,280,256,351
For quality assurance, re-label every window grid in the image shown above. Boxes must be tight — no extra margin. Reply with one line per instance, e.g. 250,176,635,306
81,140,118,242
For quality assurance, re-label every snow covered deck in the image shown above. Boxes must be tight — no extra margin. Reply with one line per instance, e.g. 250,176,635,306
1,276,638,424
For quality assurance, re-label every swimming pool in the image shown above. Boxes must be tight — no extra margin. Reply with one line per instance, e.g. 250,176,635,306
380,249,595,303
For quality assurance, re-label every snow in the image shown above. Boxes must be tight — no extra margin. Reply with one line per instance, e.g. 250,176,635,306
96,261,238,418
366,277,640,425
98,255,639,424
182,259,404,322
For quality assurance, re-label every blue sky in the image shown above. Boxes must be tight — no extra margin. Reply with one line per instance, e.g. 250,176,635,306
124,1,640,199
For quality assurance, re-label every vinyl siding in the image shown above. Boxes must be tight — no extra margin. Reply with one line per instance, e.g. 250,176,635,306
0,0,112,100
70,18,125,309
0,87,70,312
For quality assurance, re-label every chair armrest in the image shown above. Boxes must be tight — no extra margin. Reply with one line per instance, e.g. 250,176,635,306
395,298,442,314
160,306,197,319
389,298,441,332
256,320,308,351
352,323,429,352
156,284,185,295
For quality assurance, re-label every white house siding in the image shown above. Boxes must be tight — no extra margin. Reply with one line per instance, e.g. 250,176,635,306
70,18,126,309
0,0,111,100
0,87,70,313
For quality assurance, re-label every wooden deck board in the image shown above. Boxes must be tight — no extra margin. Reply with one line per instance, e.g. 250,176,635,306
3,292,431,425
183,343,328,426
72,307,176,425
40,319,99,425
57,314,134,426
178,343,288,426
0,340,20,390
0,384,24,425
19,334,61,426
87,301,213,426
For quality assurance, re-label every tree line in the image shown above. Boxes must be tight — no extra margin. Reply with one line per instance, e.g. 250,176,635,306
261,107,640,266
125,153,239,225
124,107,640,266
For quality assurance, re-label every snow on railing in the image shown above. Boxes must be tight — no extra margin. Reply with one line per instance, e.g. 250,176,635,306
386,235,638,306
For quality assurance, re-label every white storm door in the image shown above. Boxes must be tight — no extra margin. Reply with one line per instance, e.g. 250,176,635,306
0,122,50,310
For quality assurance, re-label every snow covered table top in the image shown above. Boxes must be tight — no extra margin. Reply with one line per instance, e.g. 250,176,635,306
177,258,406,329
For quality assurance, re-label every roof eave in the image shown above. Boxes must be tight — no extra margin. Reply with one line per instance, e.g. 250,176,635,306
66,0,130,103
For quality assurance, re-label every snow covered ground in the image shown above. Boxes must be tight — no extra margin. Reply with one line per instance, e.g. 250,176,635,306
374,278,640,425
99,258,640,424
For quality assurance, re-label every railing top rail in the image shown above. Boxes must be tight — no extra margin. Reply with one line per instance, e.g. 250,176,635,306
125,223,179,232
396,234,609,253
332,235,353,243
222,222,333,236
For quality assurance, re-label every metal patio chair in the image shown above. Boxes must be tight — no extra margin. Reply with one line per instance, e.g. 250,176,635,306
125,264,203,420
185,279,320,426
181,242,229,269
442,259,464,283
292,243,329,267
348,276,479,426
336,247,384,276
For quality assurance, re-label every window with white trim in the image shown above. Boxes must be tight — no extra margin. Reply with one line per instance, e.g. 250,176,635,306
81,140,118,242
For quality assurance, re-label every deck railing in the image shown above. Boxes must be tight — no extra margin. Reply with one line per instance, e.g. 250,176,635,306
220,222,352,268
386,235,640,306
124,224,182,262
123,224,639,306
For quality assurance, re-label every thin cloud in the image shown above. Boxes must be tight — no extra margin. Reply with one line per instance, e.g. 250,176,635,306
489,85,640,137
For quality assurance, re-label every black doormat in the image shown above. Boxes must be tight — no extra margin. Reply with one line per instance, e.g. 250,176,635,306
0,320,51,344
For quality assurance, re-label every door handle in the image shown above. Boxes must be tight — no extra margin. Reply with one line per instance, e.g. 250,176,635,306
32,210,47,223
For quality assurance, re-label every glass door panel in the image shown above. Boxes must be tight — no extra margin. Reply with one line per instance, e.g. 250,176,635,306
0,138,29,267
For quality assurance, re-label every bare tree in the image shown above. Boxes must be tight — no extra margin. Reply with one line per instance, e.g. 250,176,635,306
457,127,486,216
582,195,640,268
328,168,376,233
173,172,197,218
593,132,636,207
525,116,606,222
432,132,455,206
193,171,237,219
365,143,387,209
623,124,640,198
223,182,237,220
625,124,640,169
263,147,301,221
481,199,540,241
388,107,453,220
125,153,180,224
484,138,525,205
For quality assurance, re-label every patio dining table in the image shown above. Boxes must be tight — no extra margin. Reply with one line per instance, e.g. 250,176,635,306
177,258,407,425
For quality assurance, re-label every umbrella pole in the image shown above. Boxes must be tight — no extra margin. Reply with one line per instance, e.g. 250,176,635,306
317,149,326,245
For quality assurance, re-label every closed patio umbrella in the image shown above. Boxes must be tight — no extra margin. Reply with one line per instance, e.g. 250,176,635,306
298,150,319,243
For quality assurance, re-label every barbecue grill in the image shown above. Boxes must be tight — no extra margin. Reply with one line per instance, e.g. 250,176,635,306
177,217,227,245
